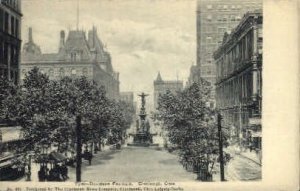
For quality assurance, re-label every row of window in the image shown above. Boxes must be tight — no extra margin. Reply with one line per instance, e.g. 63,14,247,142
0,41,19,67
216,30,255,79
204,14,242,23
0,68,18,84
0,7,20,38
216,72,253,108
1,0,20,11
205,3,260,11
21,67,89,79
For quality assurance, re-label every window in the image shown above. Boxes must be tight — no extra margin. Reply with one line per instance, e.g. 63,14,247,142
15,19,19,38
59,68,65,77
236,16,241,21
258,28,263,39
21,69,26,80
223,15,227,22
206,36,212,44
206,5,212,9
231,5,235,9
206,15,212,22
0,9,3,30
82,67,88,76
49,69,54,78
4,43,8,65
11,16,14,36
71,52,77,62
0,41,3,63
4,12,9,33
71,68,76,76
231,15,235,21
223,5,228,10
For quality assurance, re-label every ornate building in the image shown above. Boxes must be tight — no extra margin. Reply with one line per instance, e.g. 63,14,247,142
0,0,22,84
188,0,262,90
21,27,120,100
214,11,262,152
153,72,183,110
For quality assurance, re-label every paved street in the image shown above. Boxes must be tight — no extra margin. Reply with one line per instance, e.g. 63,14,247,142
68,146,197,182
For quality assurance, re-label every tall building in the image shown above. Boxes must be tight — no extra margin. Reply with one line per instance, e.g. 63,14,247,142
0,0,22,84
153,72,183,110
21,27,120,100
214,11,262,153
189,0,262,88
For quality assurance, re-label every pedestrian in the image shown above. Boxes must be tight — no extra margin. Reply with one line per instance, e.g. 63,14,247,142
61,164,69,180
25,165,31,181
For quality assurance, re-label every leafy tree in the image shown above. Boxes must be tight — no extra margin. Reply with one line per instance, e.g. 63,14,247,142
0,76,18,124
155,79,230,180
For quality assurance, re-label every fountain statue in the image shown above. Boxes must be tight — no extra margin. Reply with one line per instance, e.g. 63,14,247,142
128,93,158,147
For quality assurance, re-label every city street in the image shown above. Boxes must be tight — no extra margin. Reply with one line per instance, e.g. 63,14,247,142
67,146,197,182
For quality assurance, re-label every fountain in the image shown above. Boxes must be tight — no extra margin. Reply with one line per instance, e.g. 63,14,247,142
127,93,158,147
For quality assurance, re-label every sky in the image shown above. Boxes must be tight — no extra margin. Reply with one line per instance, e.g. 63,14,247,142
21,0,196,106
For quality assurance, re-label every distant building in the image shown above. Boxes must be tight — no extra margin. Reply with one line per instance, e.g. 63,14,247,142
120,91,135,107
0,0,22,84
153,72,183,110
21,27,120,99
214,11,262,152
188,0,262,91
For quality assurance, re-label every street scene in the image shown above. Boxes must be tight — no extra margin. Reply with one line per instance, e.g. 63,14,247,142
0,0,262,182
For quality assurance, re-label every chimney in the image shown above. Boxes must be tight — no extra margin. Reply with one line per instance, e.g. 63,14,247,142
59,30,65,51
28,27,33,42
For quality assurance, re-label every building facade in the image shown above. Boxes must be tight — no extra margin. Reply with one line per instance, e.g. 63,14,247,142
0,0,22,84
120,92,134,105
153,72,183,110
21,27,120,100
189,0,262,88
214,11,262,151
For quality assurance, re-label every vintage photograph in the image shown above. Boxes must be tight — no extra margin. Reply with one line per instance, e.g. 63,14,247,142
0,0,263,182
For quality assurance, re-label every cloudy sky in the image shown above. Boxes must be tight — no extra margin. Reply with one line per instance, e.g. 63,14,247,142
22,0,196,105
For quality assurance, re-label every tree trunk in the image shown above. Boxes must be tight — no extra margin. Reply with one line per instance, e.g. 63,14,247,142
76,115,82,182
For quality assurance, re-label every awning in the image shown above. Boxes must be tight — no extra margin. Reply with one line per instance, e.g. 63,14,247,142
252,131,262,138
0,126,23,143
49,151,67,162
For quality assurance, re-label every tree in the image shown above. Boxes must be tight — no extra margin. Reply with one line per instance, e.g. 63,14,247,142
155,79,230,181
0,76,18,124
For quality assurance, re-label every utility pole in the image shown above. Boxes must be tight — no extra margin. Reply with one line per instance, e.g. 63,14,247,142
217,113,225,181
76,115,82,182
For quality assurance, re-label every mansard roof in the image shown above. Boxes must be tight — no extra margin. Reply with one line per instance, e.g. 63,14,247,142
22,27,114,73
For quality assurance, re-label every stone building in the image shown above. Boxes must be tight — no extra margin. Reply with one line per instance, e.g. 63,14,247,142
21,27,120,100
188,0,262,88
120,92,134,105
153,72,183,110
214,11,262,151
0,0,22,84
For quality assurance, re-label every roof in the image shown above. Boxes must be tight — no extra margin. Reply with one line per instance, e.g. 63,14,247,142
0,126,23,143
214,10,262,59
155,72,163,82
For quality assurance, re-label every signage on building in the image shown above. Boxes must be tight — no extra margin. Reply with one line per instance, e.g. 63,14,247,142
249,117,261,125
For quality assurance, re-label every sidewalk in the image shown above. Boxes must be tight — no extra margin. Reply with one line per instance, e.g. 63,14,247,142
225,145,261,165
18,144,119,182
